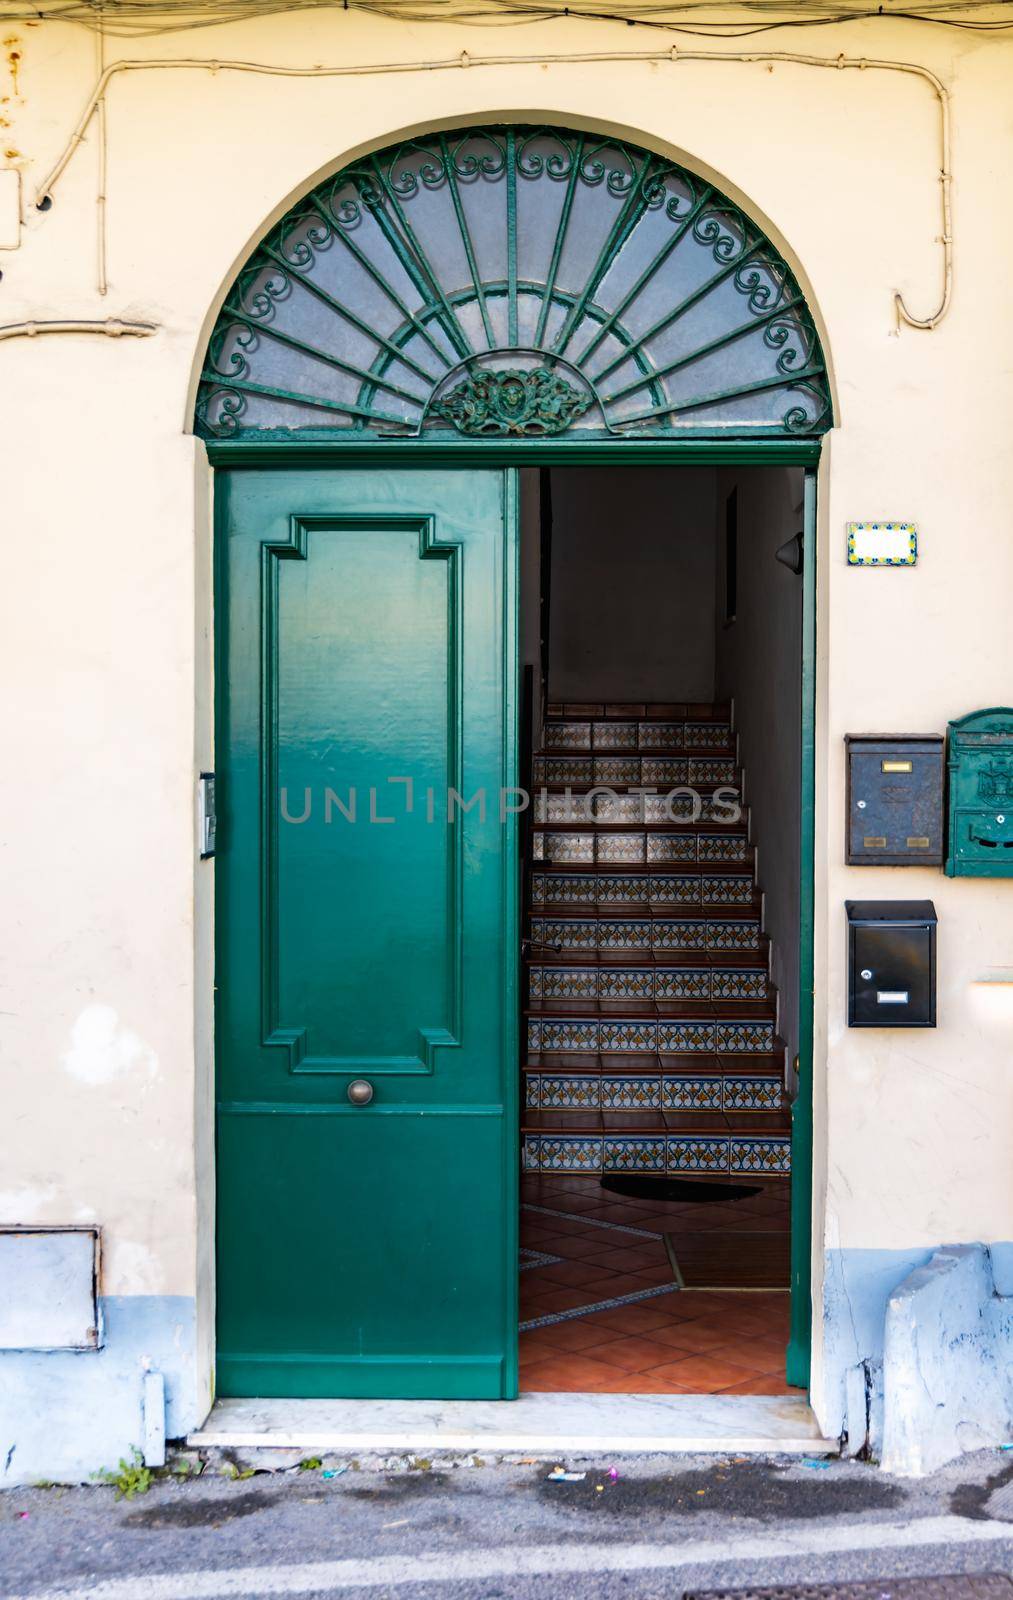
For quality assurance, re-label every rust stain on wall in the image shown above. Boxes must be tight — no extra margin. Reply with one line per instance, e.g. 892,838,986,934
3,38,21,96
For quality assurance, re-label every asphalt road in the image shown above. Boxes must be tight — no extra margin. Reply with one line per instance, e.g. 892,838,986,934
2,1449,1013,1600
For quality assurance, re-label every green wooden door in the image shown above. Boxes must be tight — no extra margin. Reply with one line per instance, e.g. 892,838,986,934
215,467,519,1400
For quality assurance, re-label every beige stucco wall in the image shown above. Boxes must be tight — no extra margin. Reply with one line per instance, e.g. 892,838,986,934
2,8,1012,1436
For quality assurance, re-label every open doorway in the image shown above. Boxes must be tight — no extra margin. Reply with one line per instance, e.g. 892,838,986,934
518,465,806,1397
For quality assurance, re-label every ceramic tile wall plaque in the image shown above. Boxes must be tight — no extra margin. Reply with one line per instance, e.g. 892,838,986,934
847,521,918,567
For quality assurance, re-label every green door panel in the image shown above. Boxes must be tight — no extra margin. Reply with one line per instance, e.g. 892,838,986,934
215,467,519,1400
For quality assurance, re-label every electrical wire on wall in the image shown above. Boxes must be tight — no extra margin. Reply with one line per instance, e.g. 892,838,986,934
31,45,954,329
0,0,1011,34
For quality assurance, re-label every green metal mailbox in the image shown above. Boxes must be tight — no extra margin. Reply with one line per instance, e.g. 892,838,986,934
945,707,1013,877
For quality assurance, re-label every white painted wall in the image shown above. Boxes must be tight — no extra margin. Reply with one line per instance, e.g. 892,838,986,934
547,468,717,702
1,10,1012,1461
714,467,804,1075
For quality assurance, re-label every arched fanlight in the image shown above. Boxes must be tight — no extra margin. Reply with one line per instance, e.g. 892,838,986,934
196,125,832,441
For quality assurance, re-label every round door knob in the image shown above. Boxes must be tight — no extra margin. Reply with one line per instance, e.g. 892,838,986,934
347,1079,374,1106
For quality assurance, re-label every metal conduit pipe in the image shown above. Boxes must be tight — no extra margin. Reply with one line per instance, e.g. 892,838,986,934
33,47,951,328
0,317,158,339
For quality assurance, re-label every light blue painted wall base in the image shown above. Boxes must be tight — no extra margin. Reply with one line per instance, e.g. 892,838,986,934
823,1245,1013,1471
882,1245,1013,1476
0,1297,199,1487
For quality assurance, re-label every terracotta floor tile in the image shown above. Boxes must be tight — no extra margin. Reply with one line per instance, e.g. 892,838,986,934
518,1335,568,1367
639,1317,731,1354
705,1338,788,1373
583,1296,684,1334
719,1375,802,1395
582,1246,668,1272
585,1334,686,1373
532,1233,624,1259
521,1353,636,1391
575,1273,655,1300
641,1353,758,1390
524,1286,604,1314
584,1373,699,1393
534,1320,624,1353
533,1260,616,1288
628,1264,682,1286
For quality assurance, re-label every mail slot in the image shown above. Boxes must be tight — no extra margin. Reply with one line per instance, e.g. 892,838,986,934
845,735,944,866
846,900,937,1027
945,707,1013,878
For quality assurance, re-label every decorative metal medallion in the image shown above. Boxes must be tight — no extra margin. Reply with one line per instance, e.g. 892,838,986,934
196,125,832,441
432,366,593,436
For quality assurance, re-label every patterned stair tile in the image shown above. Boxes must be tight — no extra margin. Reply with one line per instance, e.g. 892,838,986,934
604,1136,667,1172
593,794,645,824
652,920,709,951
598,1020,657,1052
638,721,684,748
539,1075,601,1109
702,874,755,906
701,795,743,824
594,756,641,784
601,1075,662,1110
531,917,597,950
544,722,592,750
529,1018,599,1052
598,968,655,1001
723,1076,784,1111
655,968,711,1000
688,757,738,785
662,1076,724,1111
668,1136,731,1173
529,967,598,1001
533,831,595,863
711,968,769,1001
730,1136,791,1174
658,1021,716,1053
646,834,698,863
641,757,689,784
714,1020,776,1052
532,872,597,906
596,832,647,863
645,794,698,824
684,722,733,749
533,756,595,785
534,794,595,823
706,919,761,951
648,874,702,905
599,919,653,951
527,1135,604,1173
595,874,650,905
593,721,638,750
698,833,748,862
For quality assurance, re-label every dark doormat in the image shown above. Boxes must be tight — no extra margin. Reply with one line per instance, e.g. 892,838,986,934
664,1228,790,1290
601,1175,762,1204
685,1578,1013,1600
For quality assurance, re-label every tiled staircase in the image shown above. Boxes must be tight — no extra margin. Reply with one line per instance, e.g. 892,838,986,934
522,701,792,1181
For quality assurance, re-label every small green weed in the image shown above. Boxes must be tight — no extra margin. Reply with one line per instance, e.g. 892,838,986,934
95,1449,152,1501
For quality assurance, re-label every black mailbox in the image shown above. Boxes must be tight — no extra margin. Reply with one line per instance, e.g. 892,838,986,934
846,901,937,1028
845,735,944,865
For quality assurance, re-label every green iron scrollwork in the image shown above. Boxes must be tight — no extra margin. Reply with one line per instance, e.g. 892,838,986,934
195,123,832,441
432,367,594,437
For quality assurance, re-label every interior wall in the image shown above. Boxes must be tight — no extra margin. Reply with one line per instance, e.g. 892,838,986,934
547,467,717,703
714,467,805,1074
518,468,543,753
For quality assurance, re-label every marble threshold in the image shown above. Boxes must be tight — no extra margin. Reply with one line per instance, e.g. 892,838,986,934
188,1393,837,1456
